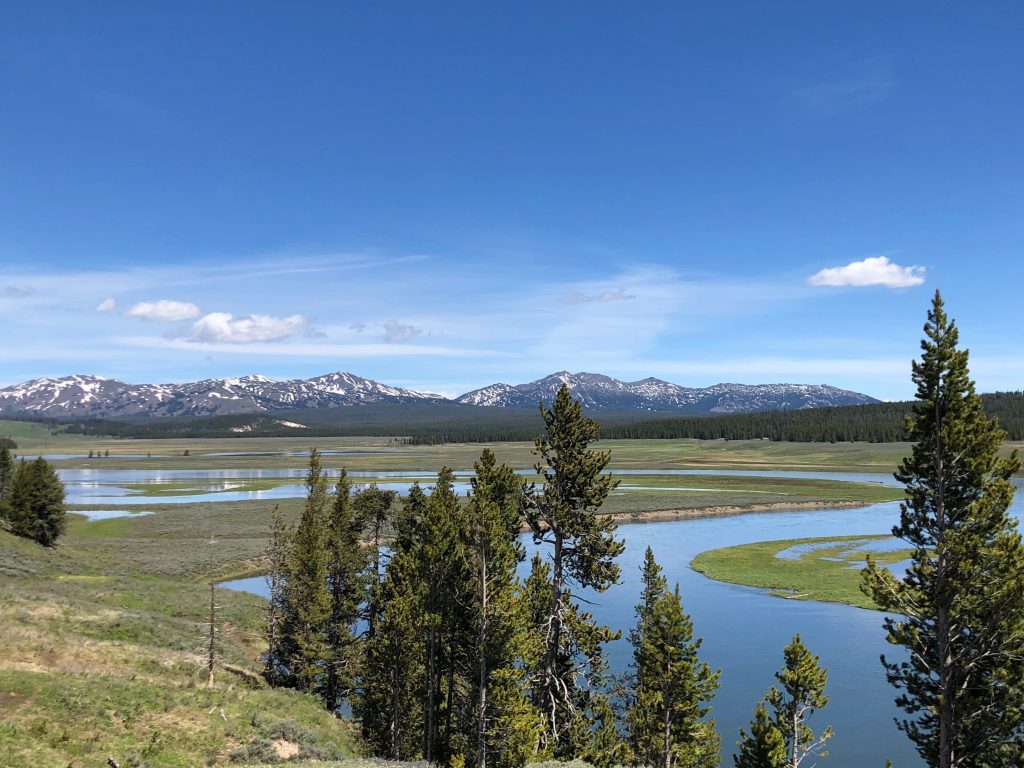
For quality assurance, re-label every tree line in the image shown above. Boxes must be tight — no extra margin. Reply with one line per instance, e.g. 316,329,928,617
599,392,1024,443
43,389,1024,444
0,446,66,547
260,293,1024,767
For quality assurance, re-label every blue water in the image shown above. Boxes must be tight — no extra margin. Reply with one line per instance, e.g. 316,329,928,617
72,509,154,521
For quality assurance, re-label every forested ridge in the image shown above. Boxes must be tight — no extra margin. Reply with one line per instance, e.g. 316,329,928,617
4,391,1023,444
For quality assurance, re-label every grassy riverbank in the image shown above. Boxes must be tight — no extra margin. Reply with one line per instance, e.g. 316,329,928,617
691,535,913,610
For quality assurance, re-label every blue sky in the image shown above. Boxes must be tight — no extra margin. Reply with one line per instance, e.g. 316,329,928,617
1,3,1022,400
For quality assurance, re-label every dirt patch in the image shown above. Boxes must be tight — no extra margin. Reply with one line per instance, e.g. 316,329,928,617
606,500,868,524
0,689,26,716
271,738,300,759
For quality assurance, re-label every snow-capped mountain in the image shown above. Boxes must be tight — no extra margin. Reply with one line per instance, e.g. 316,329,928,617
0,370,878,419
455,372,878,413
0,373,443,418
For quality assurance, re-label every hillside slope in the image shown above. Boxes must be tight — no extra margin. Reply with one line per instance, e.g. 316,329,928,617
0,515,359,768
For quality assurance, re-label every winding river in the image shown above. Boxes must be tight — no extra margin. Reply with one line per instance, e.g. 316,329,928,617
72,460,1021,766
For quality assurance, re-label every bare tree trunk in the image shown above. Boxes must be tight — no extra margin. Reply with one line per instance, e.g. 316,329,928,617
391,640,402,759
369,515,383,639
663,689,672,768
935,399,954,768
207,581,217,689
541,529,565,747
791,710,799,768
444,646,456,756
477,549,488,768
425,625,438,761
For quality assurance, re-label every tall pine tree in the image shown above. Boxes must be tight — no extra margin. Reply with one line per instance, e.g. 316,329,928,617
627,551,720,768
7,457,65,546
323,469,369,713
526,384,624,756
0,445,13,502
279,448,332,695
359,487,427,759
419,467,474,763
863,291,1024,768
465,449,537,768
263,504,290,685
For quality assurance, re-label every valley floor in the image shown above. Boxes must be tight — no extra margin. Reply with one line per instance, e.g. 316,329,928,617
0,435,923,766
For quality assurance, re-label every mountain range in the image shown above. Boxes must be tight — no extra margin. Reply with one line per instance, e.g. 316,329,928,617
0,371,878,419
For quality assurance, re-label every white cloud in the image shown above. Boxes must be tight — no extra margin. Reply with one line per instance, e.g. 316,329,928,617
126,299,201,321
382,320,422,343
808,256,925,288
95,298,116,312
191,312,309,344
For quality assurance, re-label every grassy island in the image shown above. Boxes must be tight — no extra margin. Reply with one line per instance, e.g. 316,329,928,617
691,534,914,610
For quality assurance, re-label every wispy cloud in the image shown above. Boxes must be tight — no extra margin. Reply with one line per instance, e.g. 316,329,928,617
2,285,36,298
95,298,116,312
796,56,894,114
566,288,635,305
126,299,201,321
115,336,491,358
809,256,925,289
191,312,309,344
382,320,423,343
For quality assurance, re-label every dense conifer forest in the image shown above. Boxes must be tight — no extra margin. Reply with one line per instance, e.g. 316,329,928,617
6,391,1023,444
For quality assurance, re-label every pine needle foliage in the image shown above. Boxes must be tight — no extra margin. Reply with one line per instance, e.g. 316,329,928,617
734,703,786,768
7,456,65,546
862,291,1024,768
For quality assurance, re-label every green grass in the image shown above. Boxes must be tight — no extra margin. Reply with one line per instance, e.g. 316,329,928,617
6,430,926,472
0,527,359,768
118,478,294,497
691,535,913,609
0,419,71,442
